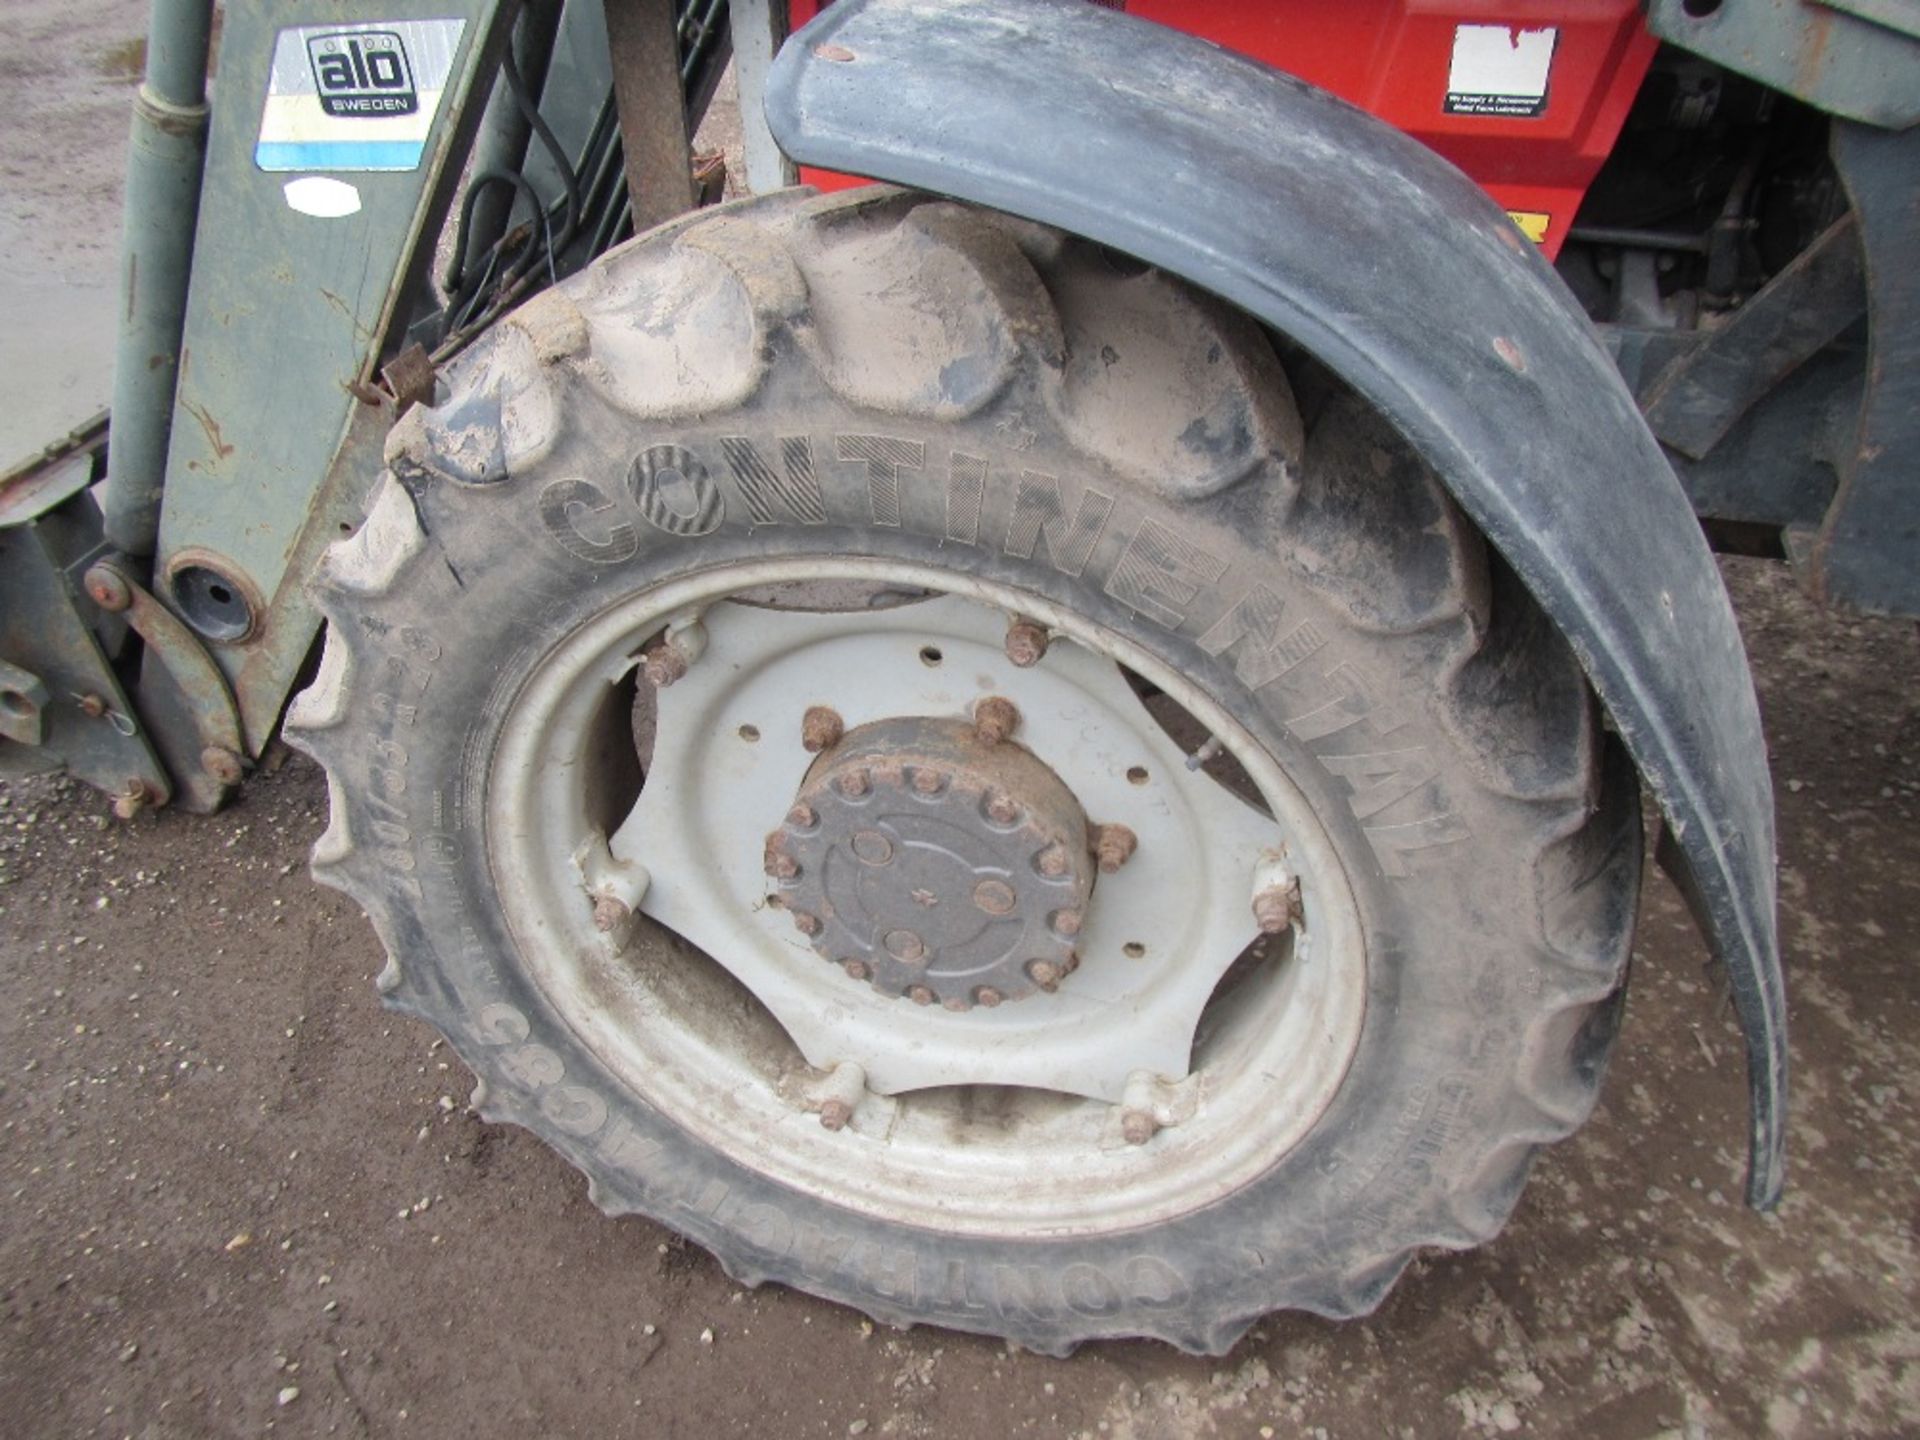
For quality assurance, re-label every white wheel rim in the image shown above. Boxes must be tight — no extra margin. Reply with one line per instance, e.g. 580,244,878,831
489,559,1368,1237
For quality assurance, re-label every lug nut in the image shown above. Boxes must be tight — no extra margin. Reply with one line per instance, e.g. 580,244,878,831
942,995,972,1013
907,985,936,1006
839,768,871,798
911,767,945,795
763,838,799,880
1253,880,1301,935
641,642,688,688
984,792,1018,825
842,959,870,982
975,987,1004,1008
592,896,630,932
787,803,816,829
801,705,844,753
1121,1109,1159,1146
1004,618,1049,668
1027,959,1063,991
792,910,822,936
1035,844,1070,878
972,696,1020,745
1093,823,1138,874
1051,909,1083,937
819,1099,855,1131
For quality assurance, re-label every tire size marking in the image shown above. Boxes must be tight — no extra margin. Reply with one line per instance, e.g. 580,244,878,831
530,432,1470,872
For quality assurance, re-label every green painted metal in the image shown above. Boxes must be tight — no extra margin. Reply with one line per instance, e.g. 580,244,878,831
103,0,216,558
154,0,509,753
1648,0,1920,129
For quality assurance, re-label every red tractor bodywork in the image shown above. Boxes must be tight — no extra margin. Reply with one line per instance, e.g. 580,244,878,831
787,0,1657,260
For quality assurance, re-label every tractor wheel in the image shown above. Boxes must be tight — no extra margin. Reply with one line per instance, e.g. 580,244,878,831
286,187,1640,1356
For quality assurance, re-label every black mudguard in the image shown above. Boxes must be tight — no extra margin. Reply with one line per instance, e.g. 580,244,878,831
766,0,1786,1206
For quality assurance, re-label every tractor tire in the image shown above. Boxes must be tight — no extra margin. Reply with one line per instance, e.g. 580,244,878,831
286,186,1640,1356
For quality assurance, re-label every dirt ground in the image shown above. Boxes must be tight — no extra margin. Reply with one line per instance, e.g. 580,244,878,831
4,4,1920,1438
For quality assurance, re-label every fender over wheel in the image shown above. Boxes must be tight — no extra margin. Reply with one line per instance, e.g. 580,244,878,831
287,187,1640,1355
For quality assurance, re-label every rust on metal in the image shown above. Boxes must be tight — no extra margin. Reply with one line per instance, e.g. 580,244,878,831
1253,879,1302,935
801,704,845,753
1092,822,1139,874
972,695,1020,745
1003,618,1049,668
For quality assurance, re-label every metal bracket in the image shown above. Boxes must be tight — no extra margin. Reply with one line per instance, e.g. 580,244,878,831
82,558,245,812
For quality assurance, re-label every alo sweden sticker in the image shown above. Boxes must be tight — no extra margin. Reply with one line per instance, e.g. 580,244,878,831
256,19,466,173
1445,25,1556,118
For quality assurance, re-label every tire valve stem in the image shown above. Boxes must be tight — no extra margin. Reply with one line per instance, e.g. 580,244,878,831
812,1061,869,1132
1184,735,1224,772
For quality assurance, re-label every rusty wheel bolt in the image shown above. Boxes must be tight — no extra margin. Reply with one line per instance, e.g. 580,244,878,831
1004,619,1049,668
592,896,630,932
1093,823,1139,874
763,840,799,880
1121,1110,1158,1146
984,792,1019,824
911,767,945,795
1035,844,1070,878
792,911,822,936
975,987,1004,1009
972,696,1020,745
201,745,244,787
818,1100,854,1131
641,643,688,688
1051,909,1083,937
801,705,845,753
842,959,870,982
787,803,817,829
907,985,936,1006
1027,959,1062,991
839,768,871,798
1253,882,1301,935
942,995,972,1013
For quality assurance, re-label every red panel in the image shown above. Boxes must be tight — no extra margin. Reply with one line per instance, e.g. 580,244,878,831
785,1,1657,260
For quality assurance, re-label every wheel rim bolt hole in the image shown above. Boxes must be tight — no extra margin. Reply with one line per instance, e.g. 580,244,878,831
918,645,943,667
738,723,761,743
1123,941,1146,959
1126,765,1149,786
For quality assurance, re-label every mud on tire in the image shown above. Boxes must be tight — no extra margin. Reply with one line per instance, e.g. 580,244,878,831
285,187,1640,1356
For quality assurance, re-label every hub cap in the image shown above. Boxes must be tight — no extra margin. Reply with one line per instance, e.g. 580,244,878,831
774,715,1091,1009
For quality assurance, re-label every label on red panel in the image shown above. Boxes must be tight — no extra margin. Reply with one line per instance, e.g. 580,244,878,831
1445,25,1557,118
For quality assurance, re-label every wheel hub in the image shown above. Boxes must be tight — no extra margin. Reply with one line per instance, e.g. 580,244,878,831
769,714,1091,1009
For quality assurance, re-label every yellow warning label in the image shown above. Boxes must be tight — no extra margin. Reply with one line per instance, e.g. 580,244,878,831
1507,210,1551,244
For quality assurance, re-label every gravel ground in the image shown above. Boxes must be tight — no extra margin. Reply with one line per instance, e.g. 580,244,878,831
3,4,1918,1437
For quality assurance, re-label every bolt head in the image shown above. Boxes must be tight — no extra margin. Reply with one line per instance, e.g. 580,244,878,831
818,1099,853,1131
1026,959,1062,991
762,841,799,880
907,985,936,1006
77,694,107,719
972,879,1017,915
1051,909,1083,937
592,896,629,932
200,745,244,787
1252,881,1300,935
972,696,1020,745
1004,619,1049,668
975,987,1004,1008
910,767,945,795
850,829,895,866
1036,844,1069,878
83,564,132,613
884,929,927,963
841,959,870,982
110,780,150,821
1093,823,1139,874
801,705,845,753
1120,1110,1158,1146
984,793,1018,825
641,643,687,688
786,803,816,829
838,768,870,798
792,911,822,936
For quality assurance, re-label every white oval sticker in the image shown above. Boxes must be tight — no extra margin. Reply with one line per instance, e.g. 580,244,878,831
283,175,363,218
